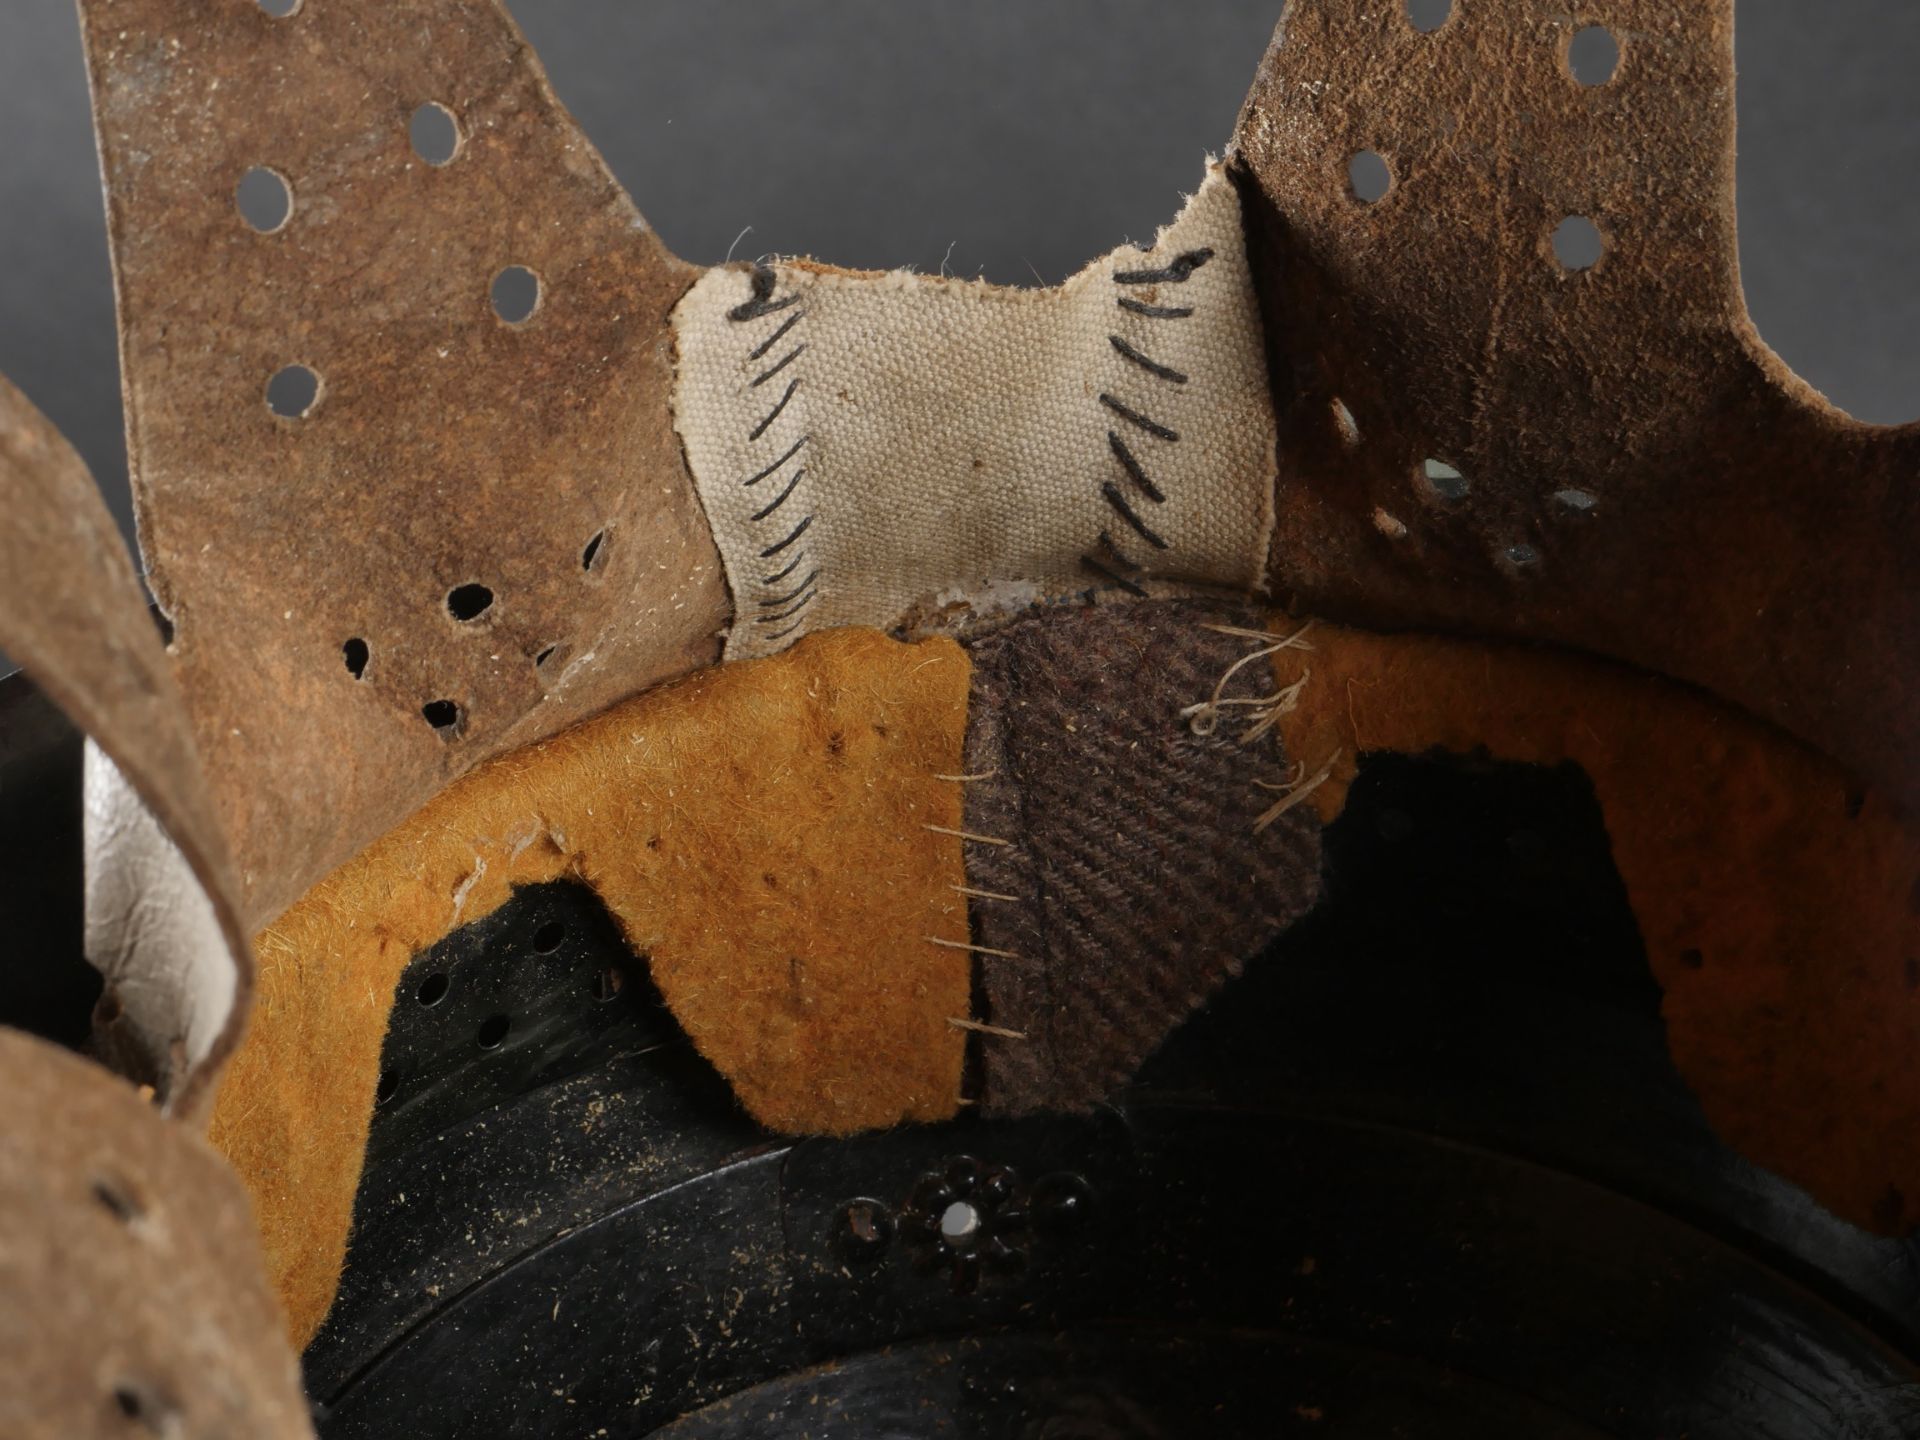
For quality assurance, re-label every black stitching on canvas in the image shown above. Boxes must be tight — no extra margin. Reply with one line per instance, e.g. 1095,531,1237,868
761,551,810,586
1099,393,1179,441
759,513,814,557
755,590,818,625
1080,552,1148,598
750,343,808,389
728,264,800,322
758,570,820,608
762,617,813,643
747,310,805,361
1108,432,1167,503
1110,336,1189,385
1112,247,1214,285
723,274,824,641
749,466,807,521
1117,297,1194,319
748,376,801,441
743,434,809,487
1095,529,1143,571
1101,482,1170,549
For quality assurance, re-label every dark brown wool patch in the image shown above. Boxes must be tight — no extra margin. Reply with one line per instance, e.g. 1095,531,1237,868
961,601,1322,1115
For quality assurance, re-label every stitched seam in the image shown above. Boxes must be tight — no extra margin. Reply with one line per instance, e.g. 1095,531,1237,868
729,268,823,643
1081,247,1207,588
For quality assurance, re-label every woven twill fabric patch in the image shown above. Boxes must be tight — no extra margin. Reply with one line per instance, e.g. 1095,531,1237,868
960,600,1324,1115
672,164,1277,660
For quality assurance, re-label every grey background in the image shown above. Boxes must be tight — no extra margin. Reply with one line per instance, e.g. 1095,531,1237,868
0,0,1915,555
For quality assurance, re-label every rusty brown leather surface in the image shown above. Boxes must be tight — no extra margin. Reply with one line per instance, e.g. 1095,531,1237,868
0,374,247,1111
0,1029,312,1439
1236,0,1917,814
961,600,1323,1115
79,0,730,931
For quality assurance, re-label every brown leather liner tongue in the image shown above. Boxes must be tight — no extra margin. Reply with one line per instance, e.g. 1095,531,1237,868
0,374,246,1113
1235,0,1917,814
78,0,730,933
0,1029,312,1439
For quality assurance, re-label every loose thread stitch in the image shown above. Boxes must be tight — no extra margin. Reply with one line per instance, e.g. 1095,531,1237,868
948,1017,1027,1040
926,936,1024,961
1178,621,1316,739
924,824,1012,847
952,884,1020,903
1252,751,1341,832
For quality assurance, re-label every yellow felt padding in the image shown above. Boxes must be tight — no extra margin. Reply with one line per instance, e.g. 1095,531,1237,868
211,627,971,1344
1273,621,1920,1235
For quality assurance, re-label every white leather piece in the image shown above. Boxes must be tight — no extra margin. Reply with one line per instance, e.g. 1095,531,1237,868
83,740,235,1074
673,163,1277,661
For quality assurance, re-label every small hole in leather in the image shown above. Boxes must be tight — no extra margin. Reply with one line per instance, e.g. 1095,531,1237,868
1568,25,1621,86
1329,397,1360,446
491,266,542,325
266,364,320,419
409,102,461,166
446,584,494,622
92,1173,146,1225
235,166,292,233
1418,458,1469,501
1552,215,1606,270
422,699,463,736
1347,150,1392,204
111,1380,176,1434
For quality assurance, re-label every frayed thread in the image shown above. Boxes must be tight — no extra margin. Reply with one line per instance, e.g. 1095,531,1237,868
1180,620,1316,741
1252,752,1341,832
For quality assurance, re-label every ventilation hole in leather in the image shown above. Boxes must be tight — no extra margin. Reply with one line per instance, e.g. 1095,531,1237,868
342,637,369,679
592,966,624,1003
266,364,320,419
1347,150,1392,204
1504,542,1541,568
491,266,542,325
582,529,607,573
409,102,461,166
416,972,450,1007
532,921,566,954
476,1013,511,1049
92,1174,145,1225
235,166,292,233
375,1067,400,1105
1418,458,1469,500
1552,215,1605,271
256,0,301,15
1404,0,1452,32
1554,487,1599,511
446,583,494,621
1568,25,1620,86
111,1381,175,1433
1372,507,1409,539
1330,397,1360,446
422,699,463,735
